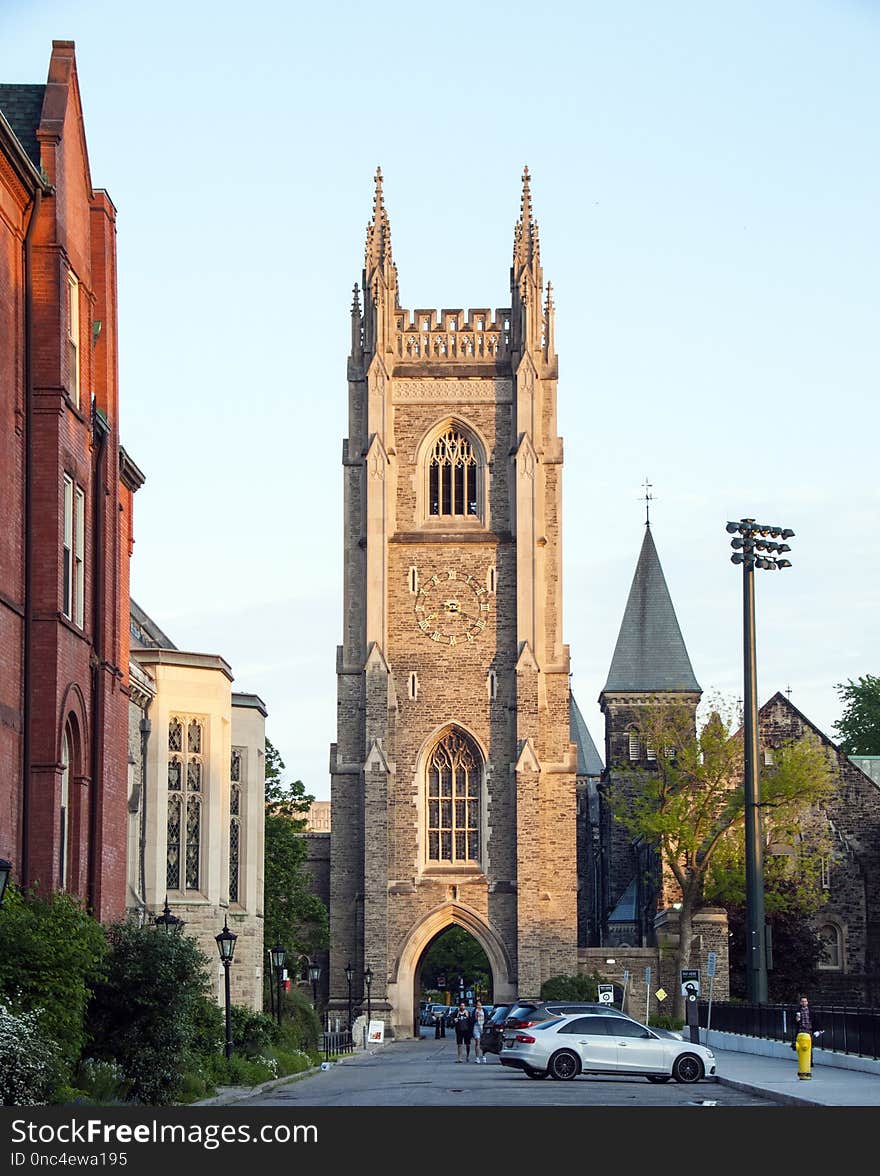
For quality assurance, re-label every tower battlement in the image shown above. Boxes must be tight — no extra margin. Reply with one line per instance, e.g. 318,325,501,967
392,307,513,362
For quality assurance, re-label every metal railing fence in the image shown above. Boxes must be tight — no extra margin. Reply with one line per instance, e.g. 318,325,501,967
321,1028,355,1061
699,1001,880,1060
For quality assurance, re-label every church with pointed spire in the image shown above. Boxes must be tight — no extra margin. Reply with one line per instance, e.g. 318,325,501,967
595,521,702,947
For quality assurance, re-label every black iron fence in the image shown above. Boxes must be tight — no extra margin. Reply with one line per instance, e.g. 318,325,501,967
699,1001,880,1060
321,1029,355,1061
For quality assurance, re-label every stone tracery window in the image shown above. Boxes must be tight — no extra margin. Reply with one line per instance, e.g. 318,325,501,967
428,427,478,518
426,730,480,864
229,748,242,904
166,715,204,891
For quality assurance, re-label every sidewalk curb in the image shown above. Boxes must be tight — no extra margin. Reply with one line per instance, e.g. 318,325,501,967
715,1075,825,1108
192,1050,366,1107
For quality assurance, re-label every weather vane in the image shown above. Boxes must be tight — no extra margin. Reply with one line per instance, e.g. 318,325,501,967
641,477,654,526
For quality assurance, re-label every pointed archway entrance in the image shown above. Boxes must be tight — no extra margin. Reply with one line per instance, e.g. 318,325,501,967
388,902,516,1039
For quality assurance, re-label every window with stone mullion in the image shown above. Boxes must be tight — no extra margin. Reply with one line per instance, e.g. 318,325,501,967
426,731,480,863
166,715,204,892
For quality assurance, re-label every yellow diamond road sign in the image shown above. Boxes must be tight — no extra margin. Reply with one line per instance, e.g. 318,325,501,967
655,988,668,1001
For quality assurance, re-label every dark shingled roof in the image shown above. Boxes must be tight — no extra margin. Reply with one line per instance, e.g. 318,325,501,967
570,692,604,776
0,84,45,168
602,526,701,694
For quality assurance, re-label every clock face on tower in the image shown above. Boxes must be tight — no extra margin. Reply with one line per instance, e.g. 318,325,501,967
414,568,490,645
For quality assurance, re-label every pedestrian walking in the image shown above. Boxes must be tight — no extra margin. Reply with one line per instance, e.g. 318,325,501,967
793,994,823,1080
472,999,486,1063
453,1000,473,1062
433,1006,446,1039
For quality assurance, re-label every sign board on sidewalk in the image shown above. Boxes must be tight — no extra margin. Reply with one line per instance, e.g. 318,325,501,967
707,952,717,979
645,966,651,985
597,984,614,1005
368,1019,385,1044
680,969,701,997
655,988,667,1001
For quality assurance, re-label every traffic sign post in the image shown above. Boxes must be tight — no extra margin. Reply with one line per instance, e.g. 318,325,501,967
598,984,614,1005
621,969,630,1013
705,952,717,1047
644,967,651,1023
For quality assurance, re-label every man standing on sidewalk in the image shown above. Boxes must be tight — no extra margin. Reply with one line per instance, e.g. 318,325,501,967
794,994,822,1080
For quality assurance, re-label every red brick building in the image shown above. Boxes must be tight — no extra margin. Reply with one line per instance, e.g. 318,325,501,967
0,42,142,920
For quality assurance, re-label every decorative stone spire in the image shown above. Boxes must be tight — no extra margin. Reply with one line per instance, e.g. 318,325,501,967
361,167,398,358
513,165,541,272
365,165,394,272
511,166,545,354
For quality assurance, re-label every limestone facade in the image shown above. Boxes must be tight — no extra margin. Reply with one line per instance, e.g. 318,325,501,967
126,605,267,1011
329,169,579,1037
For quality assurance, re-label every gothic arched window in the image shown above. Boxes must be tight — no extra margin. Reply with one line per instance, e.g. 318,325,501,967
428,427,478,518
166,715,204,892
229,748,243,904
426,730,480,864
60,726,71,889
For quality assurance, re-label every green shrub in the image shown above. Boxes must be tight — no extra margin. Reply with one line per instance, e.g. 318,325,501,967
648,1014,685,1031
539,972,601,1001
85,920,215,1105
0,885,106,1070
0,1004,62,1105
277,986,321,1051
230,1005,280,1052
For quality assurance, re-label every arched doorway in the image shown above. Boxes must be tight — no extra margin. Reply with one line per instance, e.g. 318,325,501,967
388,902,516,1039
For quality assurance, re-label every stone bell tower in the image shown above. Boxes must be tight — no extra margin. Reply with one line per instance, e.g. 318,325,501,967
329,169,578,1037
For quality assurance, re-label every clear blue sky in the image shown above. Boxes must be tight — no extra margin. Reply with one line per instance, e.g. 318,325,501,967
4,1,878,797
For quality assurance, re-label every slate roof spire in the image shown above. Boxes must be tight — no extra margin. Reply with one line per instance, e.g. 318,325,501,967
602,527,701,694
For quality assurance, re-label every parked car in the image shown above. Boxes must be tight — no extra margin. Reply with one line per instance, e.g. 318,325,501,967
502,1000,628,1031
480,1003,513,1055
500,1012,715,1083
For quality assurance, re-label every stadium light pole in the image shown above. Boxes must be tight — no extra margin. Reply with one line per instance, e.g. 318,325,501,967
726,518,794,1004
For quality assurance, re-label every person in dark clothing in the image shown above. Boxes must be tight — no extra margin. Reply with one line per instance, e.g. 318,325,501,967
453,1000,473,1062
793,994,823,1079
433,1007,446,1039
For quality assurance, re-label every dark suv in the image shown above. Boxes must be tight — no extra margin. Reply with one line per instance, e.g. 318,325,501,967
480,1003,513,1055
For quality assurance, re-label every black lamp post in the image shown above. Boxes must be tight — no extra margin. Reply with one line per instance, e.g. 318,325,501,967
215,917,238,1059
0,859,12,908
308,961,321,1016
153,894,184,932
727,517,794,1005
269,943,286,1028
345,962,354,1030
364,966,373,1026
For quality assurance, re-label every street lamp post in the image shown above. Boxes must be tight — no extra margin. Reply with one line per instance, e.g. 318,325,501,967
364,966,373,1027
345,962,354,1030
308,961,322,1018
727,517,794,1005
0,859,12,908
215,917,238,1060
269,944,286,1028
153,894,184,933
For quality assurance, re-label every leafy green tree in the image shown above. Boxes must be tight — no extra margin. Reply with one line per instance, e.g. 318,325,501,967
833,674,880,754
0,886,106,1071
263,739,328,972
611,701,834,1019
86,919,217,1105
420,927,491,1000
540,973,601,1001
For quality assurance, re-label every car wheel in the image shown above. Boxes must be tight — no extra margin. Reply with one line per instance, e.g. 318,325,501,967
524,1066,548,1079
672,1053,704,1084
548,1050,581,1081
646,1075,671,1084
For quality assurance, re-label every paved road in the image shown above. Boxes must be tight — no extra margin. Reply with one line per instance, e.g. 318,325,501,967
234,1036,777,1107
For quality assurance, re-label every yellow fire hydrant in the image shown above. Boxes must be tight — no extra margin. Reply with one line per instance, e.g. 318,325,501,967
796,1031,813,1080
